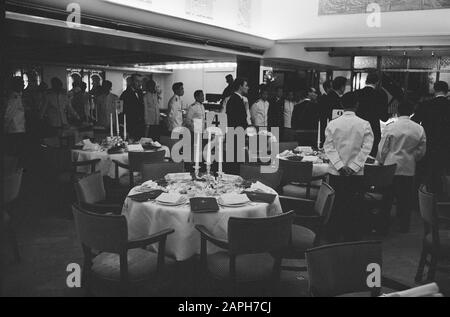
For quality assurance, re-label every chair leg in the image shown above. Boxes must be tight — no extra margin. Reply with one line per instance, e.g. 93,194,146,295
427,253,439,282
415,248,428,283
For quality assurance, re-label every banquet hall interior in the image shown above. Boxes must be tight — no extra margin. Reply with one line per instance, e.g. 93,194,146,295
1,0,450,297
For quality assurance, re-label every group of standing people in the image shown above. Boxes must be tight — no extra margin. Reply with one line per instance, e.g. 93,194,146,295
323,78,450,241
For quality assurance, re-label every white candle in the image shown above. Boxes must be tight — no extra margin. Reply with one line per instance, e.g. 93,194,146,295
110,114,113,137
317,120,321,148
206,130,212,166
116,110,119,137
194,119,202,171
124,114,127,140
218,134,223,175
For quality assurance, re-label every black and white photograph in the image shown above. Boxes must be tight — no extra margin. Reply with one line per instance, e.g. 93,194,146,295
1,0,450,301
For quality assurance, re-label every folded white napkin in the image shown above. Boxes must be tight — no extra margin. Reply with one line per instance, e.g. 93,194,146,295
141,180,158,188
165,173,192,181
127,144,144,152
221,174,243,182
278,150,292,158
381,283,440,297
156,193,183,204
82,140,101,151
248,181,272,193
139,138,153,144
220,194,250,205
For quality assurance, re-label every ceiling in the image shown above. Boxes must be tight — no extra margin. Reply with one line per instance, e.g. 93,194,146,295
305,46,450,58
5,14,244,68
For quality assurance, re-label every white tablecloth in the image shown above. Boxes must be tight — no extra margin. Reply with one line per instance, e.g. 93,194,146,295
122,188,283,261
71,146,170,178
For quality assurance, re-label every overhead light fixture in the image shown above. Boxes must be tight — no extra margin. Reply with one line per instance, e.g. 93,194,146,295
148,62,237,70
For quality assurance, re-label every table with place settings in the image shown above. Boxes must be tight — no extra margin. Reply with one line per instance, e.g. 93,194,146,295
121,174,283,261
71,146,171,179
278,146,331,178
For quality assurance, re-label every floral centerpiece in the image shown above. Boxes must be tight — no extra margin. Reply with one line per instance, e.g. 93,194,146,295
102,136,127,154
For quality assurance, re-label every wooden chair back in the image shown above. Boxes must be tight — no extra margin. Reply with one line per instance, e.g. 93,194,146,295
306,241,382,297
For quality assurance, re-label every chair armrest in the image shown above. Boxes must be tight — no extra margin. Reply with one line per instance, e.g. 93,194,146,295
72,159,101,174
112,160,130,170
311,175,327,182
127,228,175,250
80,202,122,215
113,160,130,180
72,159,101,168
279,196,315,213
195,225,229,250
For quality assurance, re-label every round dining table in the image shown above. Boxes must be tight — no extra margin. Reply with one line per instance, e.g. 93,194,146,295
121,180,283,262
71,146,170,178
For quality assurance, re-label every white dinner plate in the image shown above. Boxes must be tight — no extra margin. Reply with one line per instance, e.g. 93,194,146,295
217,198,250,208
155,196,188,206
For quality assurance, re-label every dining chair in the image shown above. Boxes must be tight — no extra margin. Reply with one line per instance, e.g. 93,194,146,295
279,183,336,271
141,162,185,182
195,212,294,296
280,160,324,200
41,143,101,213
72,204,175,296
75,172,123,215
239,164,283,190
278,142,299,154
41,143,101,183
415,186,450,283
160,136,179,153
362,164,397,236
3,167,24,263
306,241,409,297
113,150,166,188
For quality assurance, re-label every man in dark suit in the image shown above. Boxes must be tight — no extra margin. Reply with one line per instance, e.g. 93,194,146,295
221,74,234,102
412,81,450,194
225,77,249,175
319,77,346,147
268,87,284,129
120,74,145,140
226,77,249,129
292,88,319,130
356,73,389,157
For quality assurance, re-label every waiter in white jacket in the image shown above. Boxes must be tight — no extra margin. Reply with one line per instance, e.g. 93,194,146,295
167,82,186,132
378,100,427,233
324,92,374,242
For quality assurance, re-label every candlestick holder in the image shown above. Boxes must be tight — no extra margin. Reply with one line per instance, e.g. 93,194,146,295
194,166,201,180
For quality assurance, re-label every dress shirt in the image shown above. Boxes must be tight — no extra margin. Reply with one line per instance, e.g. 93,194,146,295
168,94,186,131
324,111,374,176
144,92,161,126
251,99,270,127
377,116,427,176
41,91,78,128
97,92,119,128
4,92,26,134
185,101,205,131
284,100,295,128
